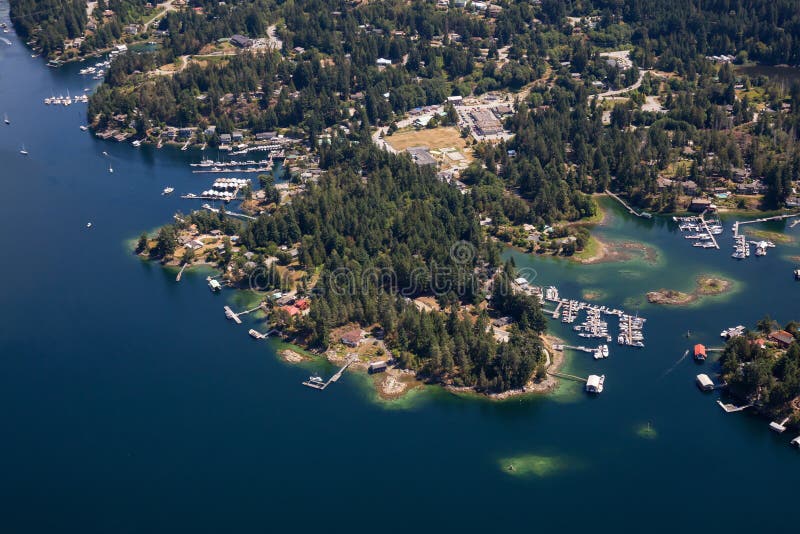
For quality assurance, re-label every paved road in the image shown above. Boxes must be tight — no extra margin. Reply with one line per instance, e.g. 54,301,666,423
594,69,646,100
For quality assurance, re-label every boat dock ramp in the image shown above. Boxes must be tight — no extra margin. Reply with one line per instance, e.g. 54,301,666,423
302,356,357,391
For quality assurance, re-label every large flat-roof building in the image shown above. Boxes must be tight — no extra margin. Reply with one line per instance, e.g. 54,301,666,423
407,146,437,167
470,109,503,136
230,34,253,48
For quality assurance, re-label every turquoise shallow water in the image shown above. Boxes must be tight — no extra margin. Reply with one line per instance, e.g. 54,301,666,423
1,5,800,531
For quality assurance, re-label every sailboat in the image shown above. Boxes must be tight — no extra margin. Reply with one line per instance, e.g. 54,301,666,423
108,164,114,173
19,144,28,155
3,113,9,125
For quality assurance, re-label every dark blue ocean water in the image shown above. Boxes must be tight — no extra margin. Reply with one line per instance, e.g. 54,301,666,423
1,5,799,532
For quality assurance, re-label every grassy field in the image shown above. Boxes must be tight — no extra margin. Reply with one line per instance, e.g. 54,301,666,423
385,126,469,153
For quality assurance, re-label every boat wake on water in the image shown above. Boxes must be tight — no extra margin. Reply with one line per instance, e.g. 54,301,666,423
659,350,690,379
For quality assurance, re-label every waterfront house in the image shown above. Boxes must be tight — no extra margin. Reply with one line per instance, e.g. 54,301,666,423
280,305,300,317
689,198,713,213
341,329,363,347
219,133,232,144
769,330,794,348
368,361,388,374
255,131,277,141
232,131,244,142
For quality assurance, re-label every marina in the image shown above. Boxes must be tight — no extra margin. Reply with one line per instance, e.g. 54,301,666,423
181,178,251,202
539,286,646,348
673,214,722,250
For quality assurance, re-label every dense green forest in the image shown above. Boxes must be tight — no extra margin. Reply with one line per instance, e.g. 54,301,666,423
9,0,87,56
720,318,800,421
149,141,548,392
10,0,152,57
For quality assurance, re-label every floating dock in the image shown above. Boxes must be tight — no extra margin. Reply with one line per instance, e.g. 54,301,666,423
225,303,266,324
302,356,357,390
717,400,752,413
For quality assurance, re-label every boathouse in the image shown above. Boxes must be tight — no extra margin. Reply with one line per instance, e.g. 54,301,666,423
696,374,714,391
368,361,387,374
693,344,707,361
585,375,603,393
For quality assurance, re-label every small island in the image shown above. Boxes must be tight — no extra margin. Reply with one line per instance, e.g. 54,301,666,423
647,275,733,305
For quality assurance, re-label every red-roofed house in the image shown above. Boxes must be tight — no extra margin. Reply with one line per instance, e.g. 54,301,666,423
295,298,310,310
281,305,300,317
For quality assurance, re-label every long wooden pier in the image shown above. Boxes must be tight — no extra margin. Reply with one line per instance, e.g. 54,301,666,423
605,190,646,217
176,263,188,282
201,204,256,221
547,371,587,383
302,356,357,390
733,212,800,238
698,212,720,249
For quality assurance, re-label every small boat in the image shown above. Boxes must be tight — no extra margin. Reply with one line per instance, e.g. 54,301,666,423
162,187,174,195
86,222,92,228
19,145,28,155
794,269,800,280
79,125,88,131
108,165,114,173
309,376,323,383
601,344,609,358
3,113,9,125
102,151,108,156
132,140,142,147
